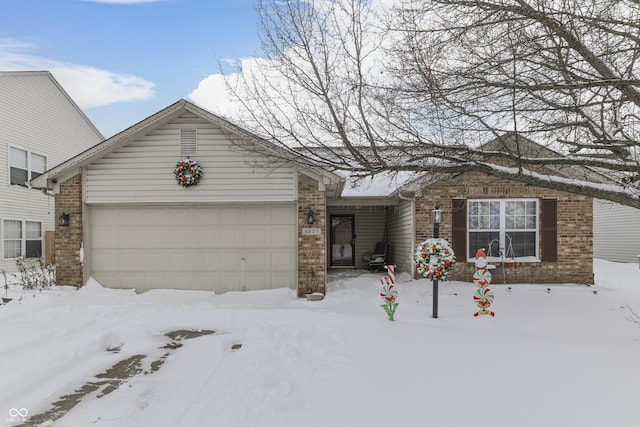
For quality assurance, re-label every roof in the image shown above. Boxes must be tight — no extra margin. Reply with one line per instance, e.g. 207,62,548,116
31,99,343,190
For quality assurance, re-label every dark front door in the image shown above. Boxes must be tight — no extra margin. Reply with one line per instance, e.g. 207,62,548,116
330,215,355,267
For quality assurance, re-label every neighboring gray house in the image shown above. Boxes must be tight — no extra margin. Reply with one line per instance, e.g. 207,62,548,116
593,200,640,264
0,71,103,272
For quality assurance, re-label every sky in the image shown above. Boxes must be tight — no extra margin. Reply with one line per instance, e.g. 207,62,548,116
0,0,262,137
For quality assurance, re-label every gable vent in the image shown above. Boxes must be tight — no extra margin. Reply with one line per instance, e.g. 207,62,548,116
180,128,198,156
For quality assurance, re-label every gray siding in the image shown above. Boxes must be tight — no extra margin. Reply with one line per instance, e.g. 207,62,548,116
593,199,640,263
0,72,102,271
85,112,295,203
327,206,386,269
387,199,415,274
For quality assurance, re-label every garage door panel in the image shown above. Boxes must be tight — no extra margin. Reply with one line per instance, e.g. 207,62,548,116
271,251,295,270
143,229,170,248
219,207,245,224
118,251,145,271
193,207,220,225
168,227,197,247
271,206,296,223
90,204,297,292
246,228,269,247
272,228,295,247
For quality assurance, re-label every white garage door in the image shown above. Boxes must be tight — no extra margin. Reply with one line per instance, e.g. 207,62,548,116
88,204,297,292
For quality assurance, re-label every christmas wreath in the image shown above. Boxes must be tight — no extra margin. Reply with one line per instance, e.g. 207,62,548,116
174,159,203,187
414,238,456,281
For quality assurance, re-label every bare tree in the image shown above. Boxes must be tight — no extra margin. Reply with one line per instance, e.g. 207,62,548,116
225,0,391,173
224,0,640,208
392,0,640,206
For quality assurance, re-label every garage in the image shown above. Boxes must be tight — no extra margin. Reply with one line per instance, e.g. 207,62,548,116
88,204,297,293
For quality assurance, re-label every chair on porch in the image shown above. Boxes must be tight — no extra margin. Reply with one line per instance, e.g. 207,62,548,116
363,242,389,270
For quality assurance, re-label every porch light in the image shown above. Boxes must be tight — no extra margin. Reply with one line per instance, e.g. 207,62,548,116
59,212,70,227
307,209,315,225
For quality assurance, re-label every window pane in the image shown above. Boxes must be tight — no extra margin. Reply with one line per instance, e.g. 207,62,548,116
490,214,500,229
490,202,500,215
25,240,42,258
3,220,21,239
469,231,500,258
526,201,536,215
10,167,28,186
507,232,536,257
526,216,536,229
468,202,478,215
10,147,28,168
469,216,478,229
505,215,514,229
3,240,21,258
31,153,46,173
26,222,41,239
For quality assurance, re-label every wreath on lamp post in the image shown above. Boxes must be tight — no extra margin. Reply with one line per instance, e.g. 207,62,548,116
414,238,456,281
174,159,203,187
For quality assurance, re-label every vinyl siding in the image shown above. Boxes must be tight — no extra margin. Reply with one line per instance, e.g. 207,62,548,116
327,205,386,269
85,112,296,203
593,199,640,263
0,72,102,271
387,199,414,274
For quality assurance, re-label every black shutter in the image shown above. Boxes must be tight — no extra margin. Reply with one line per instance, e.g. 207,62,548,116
451,199,467,260
541,199,557,262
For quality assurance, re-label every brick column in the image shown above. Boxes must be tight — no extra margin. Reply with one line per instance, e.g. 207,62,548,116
297,173,326,297
54,174,83,287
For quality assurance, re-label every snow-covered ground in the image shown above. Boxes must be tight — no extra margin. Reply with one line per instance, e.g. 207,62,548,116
1,259,639,427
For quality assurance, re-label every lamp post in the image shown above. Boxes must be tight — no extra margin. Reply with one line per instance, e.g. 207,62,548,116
431,206,442,318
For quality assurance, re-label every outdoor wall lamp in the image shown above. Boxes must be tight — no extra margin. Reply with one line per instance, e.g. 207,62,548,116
59,212,70,227
307,209,315,225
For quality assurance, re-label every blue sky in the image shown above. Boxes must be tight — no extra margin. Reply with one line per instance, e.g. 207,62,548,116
0,0,262,137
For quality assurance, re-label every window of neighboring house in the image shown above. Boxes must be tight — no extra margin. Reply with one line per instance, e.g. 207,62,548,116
2,220,42,259
467,199,539,260
9,146,47,187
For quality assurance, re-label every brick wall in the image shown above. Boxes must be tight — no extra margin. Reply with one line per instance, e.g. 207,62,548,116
54,174,84,287
414,171,593,284
297,173,326,296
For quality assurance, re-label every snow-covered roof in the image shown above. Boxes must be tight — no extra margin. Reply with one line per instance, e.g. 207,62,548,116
337,171,423,198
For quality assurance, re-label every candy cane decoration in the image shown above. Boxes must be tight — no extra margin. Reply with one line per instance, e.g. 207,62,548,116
473,249,495,317
380,265,398,321
384,265,396,285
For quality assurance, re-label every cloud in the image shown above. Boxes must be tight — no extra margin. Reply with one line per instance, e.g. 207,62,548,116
0,39,155,109
188,67,242,116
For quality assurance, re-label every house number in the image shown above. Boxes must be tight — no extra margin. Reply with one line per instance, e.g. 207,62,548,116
302,228,321,235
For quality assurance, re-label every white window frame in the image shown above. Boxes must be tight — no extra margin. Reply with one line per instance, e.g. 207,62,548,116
467,198,540,262
2,219,43,260
9,145,47,187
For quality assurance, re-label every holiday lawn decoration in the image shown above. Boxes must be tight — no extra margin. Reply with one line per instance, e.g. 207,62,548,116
174,159,203,187
380,265,398,321
414,238,456,281
473,248,495,317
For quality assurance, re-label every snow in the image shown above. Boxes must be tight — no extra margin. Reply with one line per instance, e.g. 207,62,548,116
339,170,420,197
1,259,639,426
